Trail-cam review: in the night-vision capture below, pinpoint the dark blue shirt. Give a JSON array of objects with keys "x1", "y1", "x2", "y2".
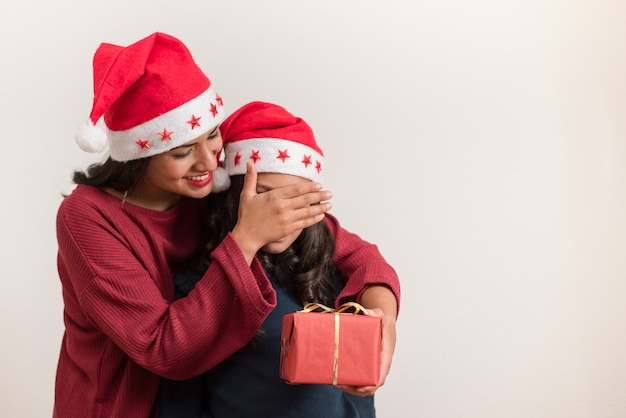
[{"x1": 159, "y1": 270, "x2": 375, "y2": 418}]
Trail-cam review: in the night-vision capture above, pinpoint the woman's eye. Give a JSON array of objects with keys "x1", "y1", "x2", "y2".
[{"x1": 172, "y1": 150, "x2": 191, "y2": 159}]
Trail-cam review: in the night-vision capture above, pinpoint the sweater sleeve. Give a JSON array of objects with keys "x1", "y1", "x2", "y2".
[
  {"x1": 57, "y1": 197, "x2": 276, "y2": 380},
  {"x1": 325, "y1": 213, "x2": 401, "y2": 315}
]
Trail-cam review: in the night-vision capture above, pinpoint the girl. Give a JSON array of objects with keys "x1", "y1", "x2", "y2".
[{"x1": 159, "y1": 101, "x2": 399, "y2": 417}]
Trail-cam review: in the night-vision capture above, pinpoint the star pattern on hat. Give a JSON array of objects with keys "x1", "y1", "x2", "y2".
[
  {"x1": 210, "y1": 103, "x2": 218, "y2": 117},
  {"x1": 159, "y1": 128, "x2": 173, "y2": 141},
  {"x1": 234, "y1": 152, "x2": 242, "y2": 166},
  {"x1": 250, "y1": 150, "x2": 261, "y2": 163},
  {"x1": 315, "y1": 161, "x2": 322, "y2": 173},
  {"x1": 215, "y1": 94, "x2": 223, "y2": 107},
  {"x1": 187, "y1": 115, "x2": 202, "y2": 129},
  {"x1": 136, "y1": 138, "x2": 150, "y2": 149},
  {"x1": 277, "y1": 149, "x2": 290, "y2": 162},
  {"x1": 302, "y1": 155, "x2": 312, "y2": 168}
]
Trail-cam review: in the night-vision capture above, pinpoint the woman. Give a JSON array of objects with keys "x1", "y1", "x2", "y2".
[{"x1": 54, "y1": 33, "x2": 399, "y2": 418}]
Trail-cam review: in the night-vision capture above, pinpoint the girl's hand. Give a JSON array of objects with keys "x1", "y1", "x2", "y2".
[{"x1": 339, "y1": 286, "x2": 398, "y2": 397}]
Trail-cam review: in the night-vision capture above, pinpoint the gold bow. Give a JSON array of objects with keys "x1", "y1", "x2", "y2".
[{"x1": 300, "y1": 301, "x2": 370, "y2": 315}]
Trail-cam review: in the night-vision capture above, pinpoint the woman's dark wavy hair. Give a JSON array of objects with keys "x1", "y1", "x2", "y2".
[
  {"x1": 72, "y1": 156, "x2": 151, "y2": 191},
  {"x1": 195, "y1": 174, "x2": 338, "y2": 307}
]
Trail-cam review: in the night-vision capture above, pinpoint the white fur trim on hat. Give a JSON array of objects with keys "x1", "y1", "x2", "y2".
[
  {"x1": 107, "y1": 86, "x2": 225, "y2": 162},
  {"x1": 224, "y1": 137, "x2": 323, "y2": 183}
]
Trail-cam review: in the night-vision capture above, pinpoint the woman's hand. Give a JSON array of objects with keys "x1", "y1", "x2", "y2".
[{"x1": 231, "y1": 162, "x2": 332, "y2": 264}]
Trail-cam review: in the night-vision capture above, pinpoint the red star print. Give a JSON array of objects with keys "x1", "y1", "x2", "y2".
[
  {"x1": 234, "y1": 152, "x2": 242, "y2": 166},
  {"x1": 277, "y1": 149, "x2": 290, "y2": 162},
  {"x1": 301, "y1": 154, "x2": 312, "y2": 168},
  {"x1": 315, "y1": 161, "x2": 322, "y2": 173},
  {"x1": 209, "y1": 103, "x2": 218, "y2": 117},
  {"x1": 136, "y1": 138, "x2": 150, "y2": 149},
  {"x1": 158, "y1": 128, "x2": 173, "y2": 141},
  {"x1": 250, "y1": 150, "x2": 261, "y2": 163},
  {"x1": 187, "y1": 115, "x2": 201, "y2": 129},
  {"x1": 215, "y1": 94, "x2": 223, "y2": 107}
]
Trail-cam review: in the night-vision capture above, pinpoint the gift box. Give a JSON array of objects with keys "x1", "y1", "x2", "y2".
[{"x1": 280, "y1": 302, "x2": 382, "y2": 386}]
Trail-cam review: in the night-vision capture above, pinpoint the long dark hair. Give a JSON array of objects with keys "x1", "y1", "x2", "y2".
[
  {"x1": 195, "y1": 174, "x2": 338, "y2": 307},
  {"x1": 72, "y1": 156, "x2": 151, "y2": 191}
]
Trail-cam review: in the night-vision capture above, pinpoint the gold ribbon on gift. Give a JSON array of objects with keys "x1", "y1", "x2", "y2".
[
  {"x1": 299, "y1": 302, "x2": 370, "y2": 385},
  {"x1": 300, "y1": 302, "x2": 370, "y2": 315}
]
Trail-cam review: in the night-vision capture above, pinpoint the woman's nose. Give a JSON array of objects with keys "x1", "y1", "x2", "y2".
[{"x1": 196, "y1": 142, "x2": 219, "y2": 171}]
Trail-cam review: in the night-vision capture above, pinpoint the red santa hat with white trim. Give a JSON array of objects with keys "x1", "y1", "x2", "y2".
[
  {"x1": 75, "y1": 32, "x2": 225, "y2": 162},
  {"x1": 213, "y1": 101, "x2": 324, "y2": 192}
]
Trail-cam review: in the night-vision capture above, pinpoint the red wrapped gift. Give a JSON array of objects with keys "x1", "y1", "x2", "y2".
[{"x1": 280, "y1": 302, "x2": 382, "y2": 386}]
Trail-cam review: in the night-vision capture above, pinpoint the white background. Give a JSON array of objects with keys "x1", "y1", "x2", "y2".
[{"x1": 1, "y1": 1, "x2": 625, "y2": 417}]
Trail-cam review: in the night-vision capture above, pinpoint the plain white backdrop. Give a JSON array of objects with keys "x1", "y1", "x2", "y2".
[{"x1": 1, "y1": 0, "x2": 625, "y2": 417}]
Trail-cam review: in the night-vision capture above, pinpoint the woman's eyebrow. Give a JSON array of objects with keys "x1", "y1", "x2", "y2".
[{"x1": 171, "y1": 143, "x2": 192, "y2": 150}]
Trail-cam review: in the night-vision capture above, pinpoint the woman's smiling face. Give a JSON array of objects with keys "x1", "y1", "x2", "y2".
[{"x1": 131, "y1": 127, "x2": 223, "y2": 210}]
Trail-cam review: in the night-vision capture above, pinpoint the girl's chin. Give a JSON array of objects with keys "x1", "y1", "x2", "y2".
[{"x1": 262, "y1": 243, "x2": 290, "y2": 254}]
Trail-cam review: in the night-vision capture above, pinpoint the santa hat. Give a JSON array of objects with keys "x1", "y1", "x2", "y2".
[
  {"x1": 75, "y1": 32, "x2": 225, "y2": 162},
  {"x1": 213, "y1": 101, "x2": 324, "y2": 191}
]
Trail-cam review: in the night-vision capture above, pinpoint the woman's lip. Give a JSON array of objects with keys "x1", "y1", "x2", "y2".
[{"x1": 184, "y1": 172, "x2": 212, "y2": 187}]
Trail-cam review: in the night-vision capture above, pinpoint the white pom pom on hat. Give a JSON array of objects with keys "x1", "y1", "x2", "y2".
[
  {"x1": 75, "y1": 119, "x2": 108, "y2": 153},
  {"x1": 211, "y1": 166, "x2": 231, "y2": 193}
]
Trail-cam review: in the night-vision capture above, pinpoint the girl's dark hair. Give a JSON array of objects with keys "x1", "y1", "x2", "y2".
[
  {"x1": 195, "y1": 174, "x2": 338, "y2": 307},
  {"x1": 72, "y1": 156, "x2": 151, "y2": 191}
]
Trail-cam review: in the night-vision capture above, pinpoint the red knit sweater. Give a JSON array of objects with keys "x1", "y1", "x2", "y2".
[{"x1": 53, "y1": 185, "x2": 399, "y2": 418}]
